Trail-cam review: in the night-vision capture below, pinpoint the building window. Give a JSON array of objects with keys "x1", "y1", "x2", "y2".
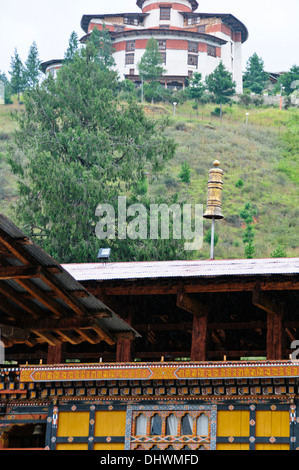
[
  {"x1": 197, "y1": 25, "x2": 206, "y2": 33},
  {"x1": 160, "y1": 52, "x2": 167, "y2": 64},
  {"x1": 124, "y1": 16, "x2": 139, "y2": 26},
  {"x1": 207, "y1": 45, "x2": 216, "y2": 57},
  {"x1": 125, "y1": 53, "x2": 135, "y2": 65},
  {"x1": 188, "y1": 54, "x2": 198, "y2": 67},
  {"x1": 126, "y1": 405, "x2": 217, "y2": 451},
  {"x1": 126, "y1": 41, "x2": 135, "y2": 52},
  {"x1": 187, "y1": 16, "x2": 200, "y2": 26},
  {"x1": 115, "y1": 25, "x2": 125, "y2": 32},
  {"x1": 160, "y1": 7, "x2": 171, "y2": 20},
  {"x1": 158, "y1": 40, "x2": 166, "y2": 50},
  {"x1": 188, "y1": 41, "x2": 198, "y2": 53}
]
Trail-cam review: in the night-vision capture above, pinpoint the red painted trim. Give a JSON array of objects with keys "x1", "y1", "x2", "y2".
[{"x1": 143, "y1": 2, "x2": 192, "y2": 13}]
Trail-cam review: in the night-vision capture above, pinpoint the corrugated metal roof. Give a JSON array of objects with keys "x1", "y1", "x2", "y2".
[
  {"x1": 0, "y1": 213, "x2": 139, "y2": 346},
  {"x1": 63, "y1": 258, "x2": 299, "y2": 282}
]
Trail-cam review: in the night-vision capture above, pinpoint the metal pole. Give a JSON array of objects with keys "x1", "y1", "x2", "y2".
[{"x1": 210, "y1": 218, "x2": 215, "y2": 260}]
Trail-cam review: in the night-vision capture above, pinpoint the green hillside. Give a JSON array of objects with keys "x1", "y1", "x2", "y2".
[{"x1": 0, "y1": 99, "x2": 298, "y2": 260}]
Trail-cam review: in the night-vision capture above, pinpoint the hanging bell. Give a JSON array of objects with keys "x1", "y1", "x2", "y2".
[
  {"x1": 203, "y1": 160, "x2": 224, "y2": 220},
  {"x1": 32, "y1": 424, "x2": 43, "y2": 435}
]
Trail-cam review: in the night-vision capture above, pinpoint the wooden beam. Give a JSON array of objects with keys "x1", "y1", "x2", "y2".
[
  {"x1": 91, "y1": 324, "x2": 116, "y2": 346},
  {"x1": 20, "y1": 316, "x2": 100, "y2": 331},
  {"x1": 57, "y1": 330, "x2": 82, "y2": 345},
  {"x1": 31, "y1": 330, "x2": 62, "y2": 346},
  {"x1": 176, "y1": 291, "x2": 206, "y2": 316},
  {"x1": 116, "y1": 338, "x2": 132, "y2": 362},
  {"x1": 0, "y1": 265, "x2": 43, "y2": 280},
  {"x1": 47, "y1": 344, "x2": 63, "y2": 364},
  {"x1": 87, "y1": 278, "x2": 299, "y2": 296},
  {"x1": 0, "y1": 226, "x2": 62, "y2": 271},
  {"x1": 252, "y1": 289, "x2": 283, "y2": 315},
  {"x1": 16, "y1": 278, "x2": 69, "y2": 318},
  {"x1": 191, "y1": 307, "x2": 208, "y2": 361},
  {"x1": 74, "y1": 328, "x2": 101, "y2": 345},
  {"x1": 40, "y1": 270, "x2": 110, "y2": 318},
  {"x1": 252, "y1": 289, "x2": 284, "y2": 360},
  {"x1": 0, "y1": 282, "x2": 44, "y2": 319}
]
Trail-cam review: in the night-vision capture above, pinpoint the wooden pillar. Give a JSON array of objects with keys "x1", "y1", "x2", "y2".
[
  {"x1": 177, "y1": 291, "x2": 208, "y2": 362},
  {"x1": 191, "y1": 309, "x2": 208, "y2": 362},
  {"x1": 252, "y1": 289, "x2": 284, "y2": 360},
  {"x1": 267, "y1": 311, "x2": 283, "y2": 360},
  {"x1": 116, "y1": 338, "x2": 132, "y2": 363},
  {"x1": 47, "y1": 344, "x2": 63, "y2": 364}
]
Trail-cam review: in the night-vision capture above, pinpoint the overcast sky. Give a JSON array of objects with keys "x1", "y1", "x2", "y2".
[{"x1": 0, "y1": 0, "x2": 298, "y2": 76}]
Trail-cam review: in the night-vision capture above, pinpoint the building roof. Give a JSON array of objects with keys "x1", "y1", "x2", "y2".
[
  {"x1": 136, "y1": 0, "x2": 199, "y2": 11},
  {"x1": 80, "y1": 28, "x2": 227, "y2": 47},
  {"x1": 81, "y1": 13, "x2": 147, "y2": 34},
  {"x1": 39, "y1": 59, "x2": 64, "y2": 74},
  {"x1": 63, "y1": 258, "x2": 299, "y2": 282},
  {"x1": 0, "y1": 213, "x2": 139, "y2": 348}
]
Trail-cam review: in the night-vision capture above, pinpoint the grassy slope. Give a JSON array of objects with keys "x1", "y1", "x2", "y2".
[
  {"x1": 0, "y1": 100, "x2": 298, "y2": 260},
  {"x1": 146, "y1": 102, "x2": 299, "y2": 260}
]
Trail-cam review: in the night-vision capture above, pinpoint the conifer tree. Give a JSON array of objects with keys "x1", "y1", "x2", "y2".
[
  {"x1": 7, "y1": 33, "x2": 178, "y2": 263},
  {"x1": 9, "y1": 49, "x2": 26, "y2": 102},
  {"x1": 64, "y1": 31, "x2": 79, "y2": 63},
  {"x1": 25, "y1": 41, "x2": 41, "y2": 88},
  {"x1": 138, "y1": 38, "x2": 165, "y2": 83},
  {"x1": 243, "y1": 53, "x2": 269, "y2": 94},
  {"x1": 205, "y1": 62, "x2": 236, "y2": 117}
]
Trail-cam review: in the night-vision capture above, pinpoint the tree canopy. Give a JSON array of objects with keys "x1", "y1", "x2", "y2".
[
  {"x1": 137, "y1": 38, "x2": 165, "y2": 82},
  {"x1": 243, "y1": 53, "x2": 269, "y2": 94},
  {"x1": 205, "y1": 62, "x2": 236, "y2": 116},
  {"x1": 7, "y1": 29, "x2": 181, "y2": 263}
]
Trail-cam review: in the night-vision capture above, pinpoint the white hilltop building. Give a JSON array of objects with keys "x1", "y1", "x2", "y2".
[{"x1": 41, "y1": 0, "x2": 248, "y2": 93}]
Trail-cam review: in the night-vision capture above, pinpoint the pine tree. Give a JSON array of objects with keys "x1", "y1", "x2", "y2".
[
  {"x1": 188, "y1": 72, "x2": 205, "y2": 102},
  {"x1": 243, "y1": 53, "x2": 269, "y2": 94},
  {"x1": 240, "y1": 203, "x2": 257, "y2": 259},
  {"x1": 138, "y1": 38, "x2": 165, "y2": 82},
  {"x1": 205, "y1": 62, "x2": 236, "y2": 117},
  {"x1": 7, "y1": 37, "x2": 178, "y2": 263},
  {"x1": 179, "y1": 162, "x2": 191, "y2": 197},
  {"x1": 25, "y1": 41, "x2": 41, "y2": 88},
  {"x1": 86, "y1": 25, "x2": 116, "y2": 69},
  {"x1": 64, "y1": 31, "x2": 79, "y2": 63},
  {"x1": 9, "y1": 49, "x2": 25, "y2": 103}
]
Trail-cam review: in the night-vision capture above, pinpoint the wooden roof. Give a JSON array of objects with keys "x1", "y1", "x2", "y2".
[{"x1": 0, "y1": 213, "x2": 139, "y2": 348}]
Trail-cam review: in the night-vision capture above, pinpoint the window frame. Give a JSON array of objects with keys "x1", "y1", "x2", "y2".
[
  {"x1": 125, "y1": 53, "x2": 135, "y2": 65},
  {"x1": 125, "y1": 404, "x2": 217, "y2": 451},
  {"x1": 188, "y1": 54, "x2": 198, "y2": 67},
  {"x1": 160, "y1": 7, "x2": 171, "y2": 21}
]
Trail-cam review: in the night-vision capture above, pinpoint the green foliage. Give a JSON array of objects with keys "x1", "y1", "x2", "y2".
[
  {"x1": 138, "y1": 38, "x2": 166, "y2": 83},
  {"x1": 240, "y1": 203, "x2": 257, "y2": 259},
  {"x1": 235, "y1": 179, "x2": 244, "y2": 189},
  {"x1": 7, "y1": 38, "x2": 177, "y2": 263},
  {"x1": 276, "y1": 65, "x2": 299, "y2": 96},
  {"x1": 204, "y1": 228, "x2": 219, "y2": 246},
  {"x1": 9, "y1": 49, "x2": 26, "y2": 102},
  {"x1": 205, "y1": 62, "x2": 236, "y2": 117},
  {"x1": 271, "y1": 245, "x2": 287, "y2": 258},
  {"x1": 64, "y1": 31, "x2": 79, "y2": 63},
  {"x1": 243, "y1": 53, "x2": 269, "y2": 94},
  {"x1": 86, "y1": 25, "x2": 116, "y2": 69},
  {"x1": 187, "y1": 72, "x2": 205, "y2": 102},
  {"x1": 278, "y1": 114, "x2": 299, "y2": 184},
  {"x1": 24, "y1": 41, "x2": 41, "y2": 89},
  {"x1": 179, "y1": 161, "x2": 191, "y2": 185}
]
